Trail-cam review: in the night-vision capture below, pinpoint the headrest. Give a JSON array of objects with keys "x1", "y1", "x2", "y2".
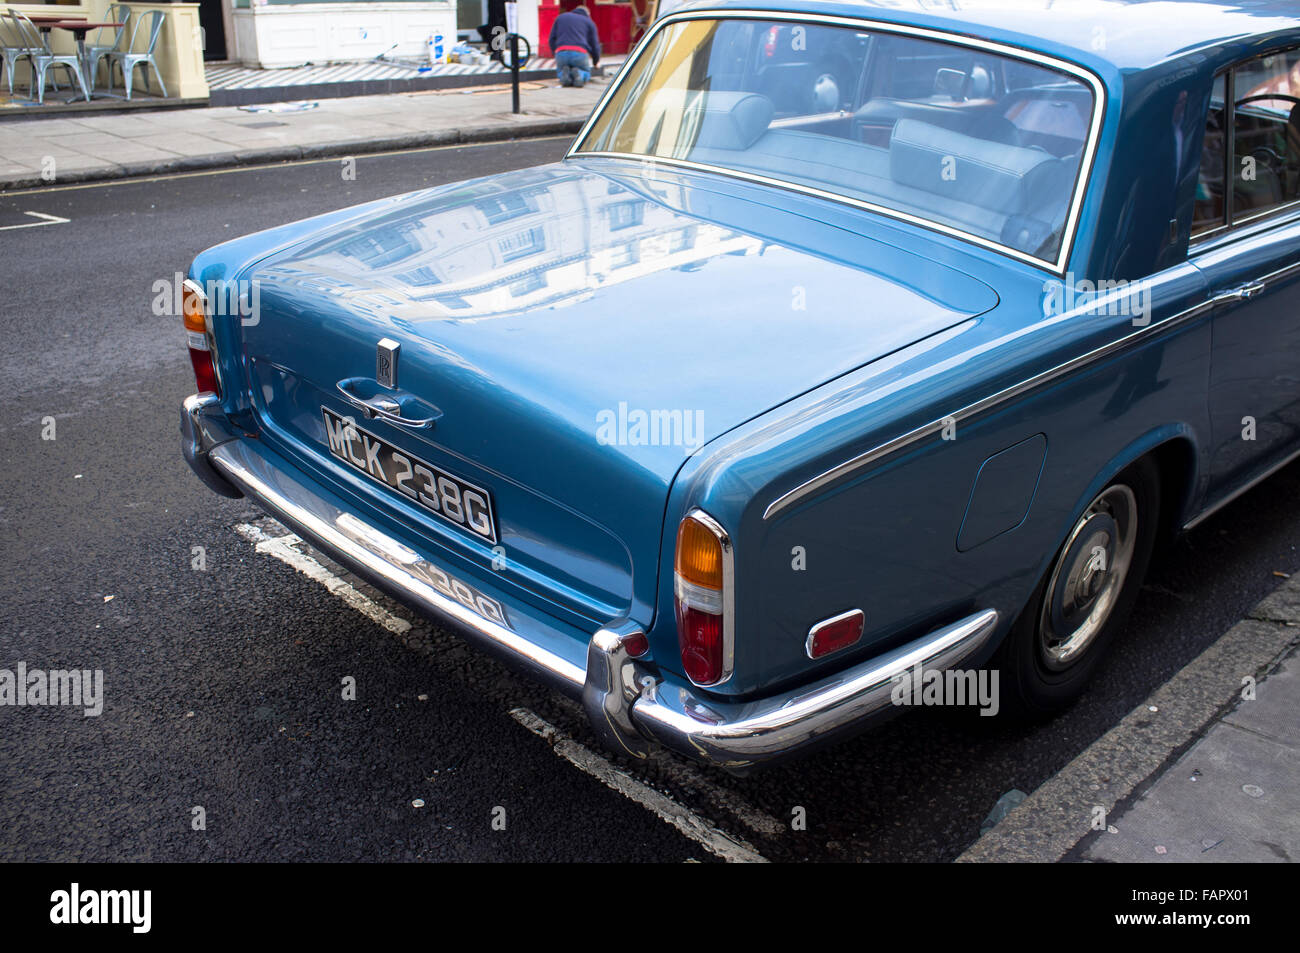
[
  {"x1": 683, "y1": 91, "x2": 774, "y2": 151},
  {"x1": 890, "y1": 118, "x2": 1064, "y2": 214}
]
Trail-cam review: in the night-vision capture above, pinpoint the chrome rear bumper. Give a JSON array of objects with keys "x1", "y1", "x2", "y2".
[{"x1": 183, "y1": 394, "x2": 1000, "y2": 772}]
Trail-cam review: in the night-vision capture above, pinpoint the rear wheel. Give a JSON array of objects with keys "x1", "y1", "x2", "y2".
[{"x1": 996, "y1": 457, "x2": 1160, "y2": 715}]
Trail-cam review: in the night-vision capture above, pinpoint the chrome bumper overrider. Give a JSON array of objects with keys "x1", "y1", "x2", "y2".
[{"x1": 182, "y1": 395, "x2": 1000, "y2": 772}]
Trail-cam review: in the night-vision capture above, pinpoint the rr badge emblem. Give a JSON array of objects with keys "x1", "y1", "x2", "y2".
[{"x1": 376, "y1": 338, "x2": 400, "y2": 388}]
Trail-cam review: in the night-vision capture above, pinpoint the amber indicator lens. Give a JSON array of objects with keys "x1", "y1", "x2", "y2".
[
  {"x1": 675, "y1": 516, "x2": 723, "y2": 590},
  {"x1": 181, "y1": 281, "x2": 207, "y2": 334}
]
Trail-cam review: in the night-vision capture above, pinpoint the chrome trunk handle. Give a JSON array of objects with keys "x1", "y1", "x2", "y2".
[{"x1": 336, "y1": 379, "x2": 438, "y2": 429}]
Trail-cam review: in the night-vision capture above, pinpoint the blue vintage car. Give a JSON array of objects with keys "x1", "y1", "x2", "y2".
[{"x1": 181, "y1": 0, "x2": 1300, "y2": 772}]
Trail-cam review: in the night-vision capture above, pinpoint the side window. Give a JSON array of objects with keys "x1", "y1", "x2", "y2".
[
  {"x1": 1233, "y1": 49, "x2": 1300, "y2": 218},
  {"x1": 1193, "y1": 50, "x2": 1300, "y2": 237}
]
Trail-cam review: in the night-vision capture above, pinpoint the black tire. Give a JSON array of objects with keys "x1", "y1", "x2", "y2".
[{"x1": 994, "y1": 456, "x2": 1160, "y2": 716}]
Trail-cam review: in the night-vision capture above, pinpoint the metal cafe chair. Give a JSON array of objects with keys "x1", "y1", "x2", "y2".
[
  {"x1": 86, "y1": 4, "x2": 132, "y2": 89},
  {"x1": 105, "y1": 9, "x2": 167, "y2": 100},
  {"x1": 6, "y1": 12, "x2": 89, "y2": 104},
  {"x1": 0, "y1": 13, "x2": 45, "y2": 97}
]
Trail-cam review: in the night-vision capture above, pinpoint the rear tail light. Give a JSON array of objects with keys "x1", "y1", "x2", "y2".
[
  {"x1": 674, "y1": 510, "x2": 732, "y2": 686},
  {"x1": 182, "y1": 278, "x2": 219, "y2": 397}
]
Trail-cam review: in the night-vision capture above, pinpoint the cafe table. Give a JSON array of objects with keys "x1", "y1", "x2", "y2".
[{"x1": 31, "y1": 18, "x2": 125, "y2": 103}]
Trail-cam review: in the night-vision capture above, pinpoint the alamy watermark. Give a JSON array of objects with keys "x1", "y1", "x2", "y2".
[
  {"x1": 1043, "y1": 273, "x2": 1152, "y2": 327},
  {"x1": 152, "y1": 272, "x2": 262, "y2": 326},
  {"x1": 596, "y1": 402, "x2": 705, "y2": 450},
  {"x1": 0, "y1": 663, "x2": 103, "y2": 717},
  {"x1": 891, "y1": 661, "x2": 999, "y2": 716},
  {"x1": 50, "y1": 884, "x2": 150, "y2": 933}
]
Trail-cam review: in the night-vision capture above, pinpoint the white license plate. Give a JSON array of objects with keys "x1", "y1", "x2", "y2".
[{"x1": 322, "y1": 408, "x2": 499, "y2": 544}]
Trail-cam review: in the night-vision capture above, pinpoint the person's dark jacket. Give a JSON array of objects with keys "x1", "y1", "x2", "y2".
[
  {"x1": 478, "y1": 0, "x2": 507, "y2": 62},
  {"x1": 549, "y1": 8, "x2": 601, "y2": 65}
]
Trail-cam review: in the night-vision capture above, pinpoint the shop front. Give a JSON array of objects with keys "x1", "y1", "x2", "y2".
[
  {"x1": 537, "y1": 0, "x2": 652, "y2": 58},
  {"x1": 229, "y1": 0, "x2": 540, "y2": 69},
  {"x1": 0, "y1": 1, "x2": 208, "y2": 102}
]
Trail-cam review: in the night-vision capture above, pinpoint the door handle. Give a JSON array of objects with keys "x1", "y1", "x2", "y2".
[
  {"x1": 336, "y1": 379, "x2": 438, "y2": 429},
  {"x1": 1211, "y1": 280, "x2": 1267, "y2": 304}
]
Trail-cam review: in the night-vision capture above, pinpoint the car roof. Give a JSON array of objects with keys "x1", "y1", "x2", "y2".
[{"x1": 665, "y1": 0, "x2": 1299, "y2": 75}]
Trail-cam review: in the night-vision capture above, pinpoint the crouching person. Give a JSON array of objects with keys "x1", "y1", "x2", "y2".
[{"x1": 550, "y1": 6, "x2": 601, "y2": 88}]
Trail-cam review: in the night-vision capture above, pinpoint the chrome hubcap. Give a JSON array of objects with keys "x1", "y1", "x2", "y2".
[{"x1": 1038, "y1": 484, "x2": 1137, "y2": 671}]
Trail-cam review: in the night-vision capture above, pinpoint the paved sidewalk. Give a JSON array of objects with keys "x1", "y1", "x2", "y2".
[
  {"x1": 1080, "y1": 622, "x2": 1299, "y2": 862},
  {"x1": 0, "y1": 80, "x2": 605, "y2": 190},
  {"x1": 962, "y1": 572, "x2": 1300, "y2": 863}
]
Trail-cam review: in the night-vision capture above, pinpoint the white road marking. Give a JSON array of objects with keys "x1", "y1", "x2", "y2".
[
  {"x1": 509, "y1": 707, "x2": 770, "y2": 864},
  {"x1": 542, "y1": 695, "x2": 785, "y2": 838},
  {"x1": 234, "y1": 522, "x2": 411, "y2": 636},
  {"x1": 640, "y1": 749, "x2": 786, "y2": 837},
  {"x1": 0, "y1": 211, "x2": 70, "y2": 231},
  {"x1": 235, "y1": 520, "x2": 772, "y2": 860}
]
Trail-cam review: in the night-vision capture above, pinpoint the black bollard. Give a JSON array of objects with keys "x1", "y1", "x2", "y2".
[{"x1": 510, "y1": 33, "x2": 521, "y2": 114}]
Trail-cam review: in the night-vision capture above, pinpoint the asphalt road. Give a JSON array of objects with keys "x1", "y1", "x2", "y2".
[{"x1": 2, "y1": 137, "x2": 1298, "y2": 863}]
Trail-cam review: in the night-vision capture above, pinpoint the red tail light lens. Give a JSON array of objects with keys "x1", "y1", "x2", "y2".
[
  {"x1": 675, "y1": 601, "x2": 724, "y2": 684},
  {"x1": 188, "y1": 346, "x2": 220, "y2": 396},
  {"x1": 806, "y1": 609, "x2": 865, "y2": 660},
  {"x1": 182, "y1": 279, "x2": 219, "y2": 397},
  {"x1": 673, "y1": 511, "x2": 731, "y2": 686}
]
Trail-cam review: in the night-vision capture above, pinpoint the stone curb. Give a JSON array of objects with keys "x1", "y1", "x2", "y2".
[
  {"x1": 0, "y1": 116, "x2": 585, "y2": 191},
  {"x1": 957, "y1": 573, "x2": 1300, "y2": 863}
]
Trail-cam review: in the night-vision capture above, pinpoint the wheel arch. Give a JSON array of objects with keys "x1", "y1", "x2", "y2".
[{"x1": 1059, "y1": 425, "x2": 1201, "y2": 552}]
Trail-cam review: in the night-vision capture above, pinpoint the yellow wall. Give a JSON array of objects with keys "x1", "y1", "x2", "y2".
[{"x1": 1, "y1": 1, "x2": 208, "y2": 99}]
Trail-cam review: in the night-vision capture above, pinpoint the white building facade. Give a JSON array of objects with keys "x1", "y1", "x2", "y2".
[{"x1": 223, "y1": 0, "x2": 538, "y2": 70}]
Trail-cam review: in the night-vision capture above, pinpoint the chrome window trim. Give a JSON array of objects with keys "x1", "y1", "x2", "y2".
[
  {"x1": 682, "y1": 506, "x2": 736, "y2": 687},
  {"x1": 567, "y1": 8, "x2": 1108, "y2": 276},
  {"x1": 762, "y1": 294, "x2": 1219, "y2": 521},
  {"x1": 1190, "y1": 198, "x2": 1300, "y2": 253}
]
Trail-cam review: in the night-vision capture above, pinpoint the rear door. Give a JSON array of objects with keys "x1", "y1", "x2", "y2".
[{"x1": 1188, "y1": 51, "x2": 1300, "y2": 499}]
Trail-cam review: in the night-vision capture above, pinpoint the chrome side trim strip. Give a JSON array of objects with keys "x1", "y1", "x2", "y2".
[
  {"x1": 763, "y1": 298, "x2": 1217, "y2": 520},
  {"x1": 631, "y1": 608, "x2": 999, "y2": 771},
  {"x1": 567, "y1": 8, "x2": 1108, "y2": 276},
  {"x1": 1183, "y1": 445, "x2": 1300, "y2": 531},
  {"x1": 1265, "y1": 258, "x2": 1300, "y2": 285}
]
